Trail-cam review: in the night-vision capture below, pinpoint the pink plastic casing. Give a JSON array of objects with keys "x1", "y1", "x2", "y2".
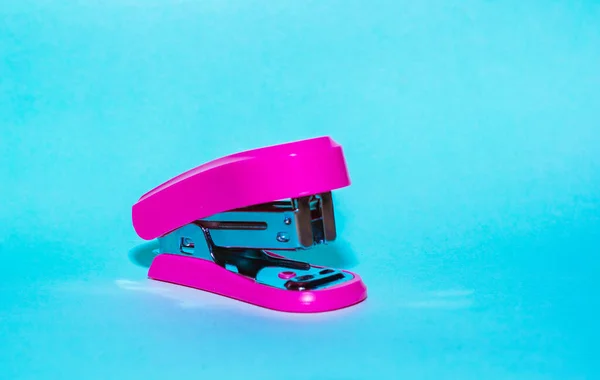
[
  {"x1": 132, "y1": 136, "x2": 367, "y2": 313},
  {"x1": 132, "y1": 136, "x2": 351, "y2": 240},
  {"x1": 148, "y1": 253, "x2": 367, "y2": 313}
]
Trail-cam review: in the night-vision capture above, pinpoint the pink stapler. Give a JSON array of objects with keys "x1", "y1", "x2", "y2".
[{"x1": 131, "y1": 136, "x2": 367, "y2": 313}]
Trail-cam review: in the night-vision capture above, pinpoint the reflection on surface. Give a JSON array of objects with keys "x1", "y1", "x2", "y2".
[
  {"x1": 128, "y1": 239, "x2": 160, "y2": 268},
  {"x1": 115, "y1": 278, "x2": 363, "y2": 321}
]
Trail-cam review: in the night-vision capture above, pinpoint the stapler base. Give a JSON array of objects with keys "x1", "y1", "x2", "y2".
[{"x1": 148, "y1": 253, "x2": 367, "y2": 313}]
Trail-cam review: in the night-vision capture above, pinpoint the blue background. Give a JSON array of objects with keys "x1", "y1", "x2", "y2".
[{"x1": 1, "y1": 1, "x2": 599, "y2": 379}]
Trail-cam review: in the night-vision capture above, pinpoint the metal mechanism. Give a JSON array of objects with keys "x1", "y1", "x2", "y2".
[
  {"x1": 199, "y1": 192, "x2": 337, "y2": 250},
  {"x1": 156, "y1": 191, "x2": 351, "y2": 290}
]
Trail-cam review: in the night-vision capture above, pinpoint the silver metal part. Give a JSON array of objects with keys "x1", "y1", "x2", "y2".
[
  {"x1": 156, "y1": 192, "x2": 342, "y2": 286},
  {"x1": 294, "y1": 196, "x2": 314, "y2": 248},
  {"x1": 319, "y1": 191, "x2": 337, "y2": 242},
  {"x1": 276, "y1": 232, "x2": 290, "y2": 242},
  {"x1": 255, "y1": 266, "x2": 353, "y2": 291},
  {"x1": 158, "y1": 193, "x2": 352, "y2": 291},
  {"x1": 199, "y1": 209, "x2": 298, "y2": 250},
  {"x1": 158, "y1": 223, "x2": 213, "y2": 260},
  {"x1": 194, "y1": 192, "x2": 337, "y2": 251}
]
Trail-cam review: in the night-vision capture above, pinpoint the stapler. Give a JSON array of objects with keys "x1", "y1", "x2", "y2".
[{"x1": 131, "y1": 136, "x2": 367, "y2": 313}]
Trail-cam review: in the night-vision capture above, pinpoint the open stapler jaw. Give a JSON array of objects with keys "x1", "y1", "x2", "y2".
[{"x1": 132, "y1": 136, "x2": 367, "y2": 313}]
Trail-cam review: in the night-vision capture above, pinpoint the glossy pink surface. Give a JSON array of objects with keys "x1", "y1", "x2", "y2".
[
  {"x1": 148, "y1": 254, "x2": 368, "y2": 313},
  {"x1": 278, "y1": 271, "x2": 296, "y2": 279},
  {"x1": 132, "y1": 136, "x2": 351, "y2": 240}
]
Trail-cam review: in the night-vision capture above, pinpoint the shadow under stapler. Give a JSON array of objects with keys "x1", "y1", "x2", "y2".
[
  {"x1": 128, "y1": 239, "x2": 160, "y2": 268},
  {"x1": 128, "y1": 239, "x2": 358, "y2": 270}
]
